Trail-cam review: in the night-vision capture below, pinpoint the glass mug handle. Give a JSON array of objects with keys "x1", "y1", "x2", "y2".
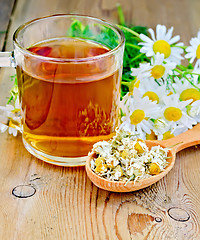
[
  {"x1": 0, "y1": 51, "x2": 21, "y2": 135},
  {"x1": 0, "y1": 51, "x2": 16, "y2": 67}
]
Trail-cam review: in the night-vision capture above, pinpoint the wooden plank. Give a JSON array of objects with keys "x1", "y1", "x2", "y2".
[
  {"x1": 0, "y1": 0, "x2": 15, "y2": 50},
  {"x1": 0, "y1": 0, "x2": 200, "y2": 239}
]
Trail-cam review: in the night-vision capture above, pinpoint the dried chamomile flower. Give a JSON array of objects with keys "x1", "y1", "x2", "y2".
[{"x1": 90, "y1": 129, "x2": 169, "y2": 183}]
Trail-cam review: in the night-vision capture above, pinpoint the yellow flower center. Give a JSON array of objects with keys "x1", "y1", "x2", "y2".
[
  {"x1": 196, "y1": 44, "x2": 200, "y2": 59},
  {"x1": 146, "y1": 130, "x2": 157, "y2": 140},
  {"x1": 164, "y1": 107, "x2": 182, "y2": 121},
  {"x1": 151, "y1": 65, "x2": 165, "y2": 79},
  {"x1": 153, "y1": 40, "x2": 171, "y2": 58},
  {"x1": 143, "y1": 91, "x2": 159, "y2": 103},
  {"x1": 162, "y1": 131, "x2": 174, "y2": 140},
  {"x1": 167, "y1": 91, "x2": 173, "y2": 96},
  {"x1": 180, "y1": 88, "x2": 200, "y2": 103},
  {"x1": 9, "y1": 119, "x2": 20, "y2": 128},
  {"x1": 149, "y1": 163, "x2": 161, "y2": 175},
  {"x1": 130, "y1": 109, "x2": 145, "y2": 125},
  {"x1": 129, "y1": 78, "x2": 140, "y2": 92},
  {"x1": 134, "y1": 142, "x2": 145, "y2": 154}
]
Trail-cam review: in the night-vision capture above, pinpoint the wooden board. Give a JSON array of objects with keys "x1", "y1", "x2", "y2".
[
  {"x1": 0, "y1": 0, "x2": 200, "y2": 239},
  {"x1": 0, "y1": 0, "x2": 15, "y2": 50}
]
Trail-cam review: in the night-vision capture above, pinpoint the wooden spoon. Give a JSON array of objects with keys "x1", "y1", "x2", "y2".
[{"x1": 85, "y1": 123, "x2": 200, "y2": 192}]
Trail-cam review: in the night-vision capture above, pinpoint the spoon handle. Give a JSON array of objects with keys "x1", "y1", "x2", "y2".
[{"x1": 154, "y1": 123, "x2": 200, "y2": 154}]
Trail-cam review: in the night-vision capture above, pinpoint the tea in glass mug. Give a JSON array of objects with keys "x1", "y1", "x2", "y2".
[{"x1": 0, "y1": 14, "x2": 125, "y2": 166}]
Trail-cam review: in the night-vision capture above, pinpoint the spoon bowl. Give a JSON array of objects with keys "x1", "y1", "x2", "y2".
[{"x1": 85, "y1": 123, "x2": 200, "y2": 192}]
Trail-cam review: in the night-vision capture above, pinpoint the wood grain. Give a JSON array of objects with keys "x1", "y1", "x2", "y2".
[
  {"x1": 0, "y1": 0, "x2": 15, "y2": 50},
  {"x1": 0, "y1": 0, "x2": 200, "y2": 239}
]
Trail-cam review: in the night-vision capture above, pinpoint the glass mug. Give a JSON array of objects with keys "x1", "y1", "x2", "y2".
[{"x1": 0, "y1": 14, "x2": 125, "y2": 166}]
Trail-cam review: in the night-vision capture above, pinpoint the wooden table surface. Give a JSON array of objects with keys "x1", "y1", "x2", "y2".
[{"x1": 0, "y1": 0, "x2": 200, "y2": 239}]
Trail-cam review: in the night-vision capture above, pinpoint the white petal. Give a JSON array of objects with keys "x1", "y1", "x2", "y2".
[
  {"x1": 194, "y1": 59, "x2": 200, "y2": 69},
  {"x1": 168, "y1": 35, "x2": 180, "y2": 44},
  {"x1": 148, "y1": 28, "x2": 156, "y2": 41},
  {"x1": 185, "y1": 52, "x2": 194, "y2": 59},
  {"x1": 139, "y1": 34, "x2": 153, "y2": 43},
  {"x1": 185, "y1": 46, "x2": 194, "y2": 53},
  {"x1": 165, "y1": 27, "x2": 174, "y2": 41},
  {"x1": 0, "y1": 123, "x2": 8, "y2": 133},
  {"x1": 157, "y1": 25, "x2": 167, "y2": 40}
]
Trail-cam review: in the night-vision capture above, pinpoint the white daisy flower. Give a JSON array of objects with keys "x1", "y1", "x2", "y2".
[
  {"x1": 131, "y1": 53, "x2": 176, "y2": 83},
  {"x1": 139, "y1": 77, "x2": 169, "y2": 104},
  {"x1": 171, "y1": 77, "x2": 200, "y2": 103},
  {"x1": 0, "y1": 103, "x2": 21, "y2": 136},
  {"x1": 186, "y1": 100, "x2": 200, "y2": 122},
  {"x1": 139, "y1": 24, "x2": 184, "y2": 64},
  {"x1": 149, "y1": 53, "x2": 176, "y2": 80},
  {"x1": 185, "y1": 31, "x2": 200, "y2": 68},
  {"x1": 162, "y1": 94, "x2": 196, "y2": 130},
  {"x1": 153, "y1": 117, "x2": 170, "y2": 134},
  {"x1": 120, "y1": 92, "x2": 160, "y2": 139},
  {"x1": 131, "y1": 63, "x2": 151, "y2": 80}
]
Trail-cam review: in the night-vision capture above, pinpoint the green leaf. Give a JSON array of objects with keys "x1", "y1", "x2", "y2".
[
  {"x1": 66, "y1": 10, "x2": 150, "y2": 97},
  {"x1": 67, "y1": 20, "x2": 84, "y2": 37}
]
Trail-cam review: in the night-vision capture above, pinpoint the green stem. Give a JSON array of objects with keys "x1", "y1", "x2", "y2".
[
  {"x1": 179, "y1": 68, "x2": 200, "y2": 76},
  {"x1": 130, "y1": 36, "x2": 142, "y2": 42},
  {"x1": 190, "y1": 72, "x2": 200, "y2": 76},
  {"x1": 125, "y1": 42, "x2": 141, "y2": 50},
  {"x1": 130, "y1": 52, "x2": 145, "y2": 63},
  {"x1": 171, "y1": 44, "x2": 188, "y2": 50},
  {"x1": 7, "y1": 96, "x2": 13, "y2": 104},
  {"x1": 121, "y1": 81, "x2": 130, "y2": 87},
  {"x1": 117, "y1": 4, "x2": 125, "y2": 26},
  {"x1": 185, "y1": 76, "x2": 200, "y2": 90},
  {"x1": 176, "y1": 64, "x2": 187, "y2": 71},
  {"x1": 174, "y1": 68, "x2": 200, "y2": 90},
  {"x1": 155, "y1": 79, "x2": 161, "y2": 86},
  {"x1": 117, "y1": 24, "x2": 141, "y2": 38},
  {"x1": 174, "y1": 68, "x2": 183, "y2": 75},
  {"x1": 178, "y1": 67, "x2": 200, "y2": 76}
]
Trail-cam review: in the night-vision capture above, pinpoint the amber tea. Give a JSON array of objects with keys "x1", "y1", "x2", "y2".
[{"x1": 16, "y1": 37, "x2": 121, "y2": 161}]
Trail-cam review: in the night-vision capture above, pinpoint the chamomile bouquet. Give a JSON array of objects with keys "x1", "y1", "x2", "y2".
[{"x1": 118, "y1": 23, "x2": 200, "y2": 140}]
